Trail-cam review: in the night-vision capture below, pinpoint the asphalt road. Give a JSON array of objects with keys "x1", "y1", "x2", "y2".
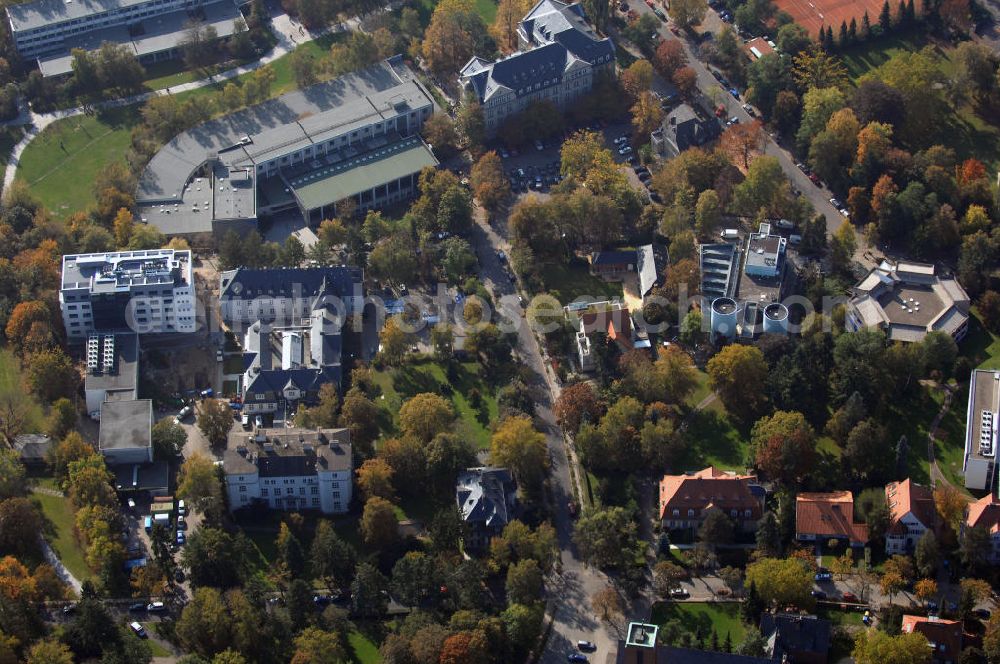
[
  {"x1": 619, "y1": 3, "x2": 850, "y2": 235},
  {"x1": 468, "y1": 210, "x2": 625, "y2": 663}
]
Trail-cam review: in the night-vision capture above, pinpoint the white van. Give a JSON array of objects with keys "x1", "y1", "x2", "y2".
[
  {"x1": 129, "y1": 622, "x2": 146, "y2": 638},
  {"x1": 720, "y1": 229, "x2": 739, "y2": 240},
  {"x1": 177, "y1": 500, "x2": 186, "y2": 516}
]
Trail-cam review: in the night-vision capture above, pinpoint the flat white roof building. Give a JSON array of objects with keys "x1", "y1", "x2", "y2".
[
  {"x1": 847, "y1": 260, "x2": 970, "y2": 343},
  {"x1": 965, "y1": 369, "x2": 999, "y2": 491},
  {"x1": 59, "y1": 249, "x2": 195, "y2": 341}
]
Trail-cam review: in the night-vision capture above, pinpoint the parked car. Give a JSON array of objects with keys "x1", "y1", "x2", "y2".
[
  {"x1": 129, "y1": 622, "x2": 147, "y2": 638},
  {"x1": 829, "y1": 197, "x2": 843, "y2": 208},
  {"x1": 841, "y1": 591, "x2": 858, "y2": 603},
  {"x1": 618, "y1": 146, "x2": 632, "y2": 155},
  {"x1": 177, "y1": 499, "x2": 187, "y2": 516},
  {"x1": 726, "y1": 116, "x2": 740, "y2": 126},
  {"x1": 147, "y1": 602, "x2": 166, "y2": 612},
  {"x1": 796, "y1": 162, "x2": 810, "y2": 174},
  {"x1": 177, "y1": 516, "x2": 187, "y2": 530},
  {"x1": 742, "y1": 103, "x2": 755, "y2": 116},
  {"x1": 62, "y1": 603, "x2": 77, "y2": 614},
  {"x1": 568, "y1": 655, "x2": 587, "y2": 663},
  {"x1": 653, "y1": 7, "x2": 666, "y2": 19},
  {"x1": 176, "y1": 532, "x2": 186, "y2": 545},
  {"x1": 174, "y1": 405, "x2": 192, "y2": 424},
  {"x1": 578, "y1": 641, "x2": 596, "y2": 651},
  {"x1": 811, "y1": 590, "x2": 827, "y2": 599},
  {"x1": 808, "y1": 173, "x2": 822, "y2": 186},
  {"x1": 814, "y1": 570, "x2": 832, "y2": 582},
  {"x1": 129, "y1": 602, "x2": 146, "y2": 612},
  {"x1": 729, "y1": 88, "x2": 740, "y2": 99},
  {"x1": 215, "y1": 349, "x2": 223, "y2": 362},
  {"x1": 670, "y1": 588, "x2": 690, "y2": 599}
]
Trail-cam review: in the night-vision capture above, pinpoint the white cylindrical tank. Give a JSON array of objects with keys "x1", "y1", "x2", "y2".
[
  {"x1": 711, "y1": 297, "x2": 739, "y2": 339},
  {"x1": 762, "y1": 302, "x2": 789, "y2": 335}
]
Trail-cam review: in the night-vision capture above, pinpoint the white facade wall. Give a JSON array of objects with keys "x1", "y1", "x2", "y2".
[
  {"x1": 885, "y1": 512, "x2": 927, "y2": 555},
  {"x1": 225, "y1": 468, "x2": 351, "y2": 514},
  {"x1": 12, "y1": 0, "x2": 199, "y2": 58}
]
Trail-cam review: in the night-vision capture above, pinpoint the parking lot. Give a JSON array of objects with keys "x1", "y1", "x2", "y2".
[{"x1": 492, "y1": 118, "x2": 638, "y2": 194}]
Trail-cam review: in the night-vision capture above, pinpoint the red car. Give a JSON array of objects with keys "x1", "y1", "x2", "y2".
[
  {"x1": 808, "y1": 172, "x2": 822, "y2": 186},
  {"x1": 842, "y1": 592, "x2": 859, "y2": 603}
]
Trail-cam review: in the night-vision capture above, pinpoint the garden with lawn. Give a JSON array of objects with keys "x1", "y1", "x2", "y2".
[
  {"x1": 371, "y1": 358, "x2": 499, "y2": 450},
  {"x1": 32, "y1": 478, "x2": 92, "y2": 586},
  {"x1": 651, "y1": 601, "x2": 747, "y2": 648}
]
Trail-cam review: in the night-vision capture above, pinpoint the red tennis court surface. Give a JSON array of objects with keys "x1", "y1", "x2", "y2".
[{"x1": 773, "y1": 0, "x2": 887, "y2": 36}]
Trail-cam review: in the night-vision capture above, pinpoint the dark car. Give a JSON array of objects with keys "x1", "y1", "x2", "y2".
[
  {"x1": 811, "y1": 590, "x2": 827, "y2": 599},
  {"x1": 128, "y1": 602, "x2": 147, "y2": 612},
  {"x1": 62, "y1": 603, "x2": 77, "y2": 615},
  {"x1": 814, "y1": 569, "x2": 832, "y2": 582},
  {"x1": 313, "y1": 595, "x2": 334, "y2": 607},
  {"x1": 173, "y1": 569, "x2": 186, "y2": 583},
  {"x1": 568, "y1": 655, "x2": 588, "y2": 663},
  {"x1": 841, "y1": 591, "x2": 859, "y2": 603}
]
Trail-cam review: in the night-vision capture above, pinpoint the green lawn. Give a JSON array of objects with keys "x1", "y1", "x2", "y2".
[
  {"x1": 960, "y1": 310, "x2": 1000, "y2": 370},
  {"x1": 839, "y1": 31, "x2": 928, "y2": 82},
  {"x1": 679, "y1": 400, "x2": 749, "y2": 472},
  {"x1": 372, "y1": 359, "x2": 499, "y2": 449},
  {"x1": 0, "y1": 350, "x2": 46, "y2": 432},
  {"x1": 931, "y1": 384, "x2": 968, "y2": 491},
  {"x1": 15, "y1": 106, "x2": 141, "y2": 217},
  {"x1": 686, "y1": 369, "x2": 712, "y2": 410},
  {"x1": 143, "y1": 632, "x2": 171, "y2": 657},
  {"x1": 839, "y1": 33, "x2": 1000, "y2": 171},
  {"x1": 32, "y1": 481, "x2": 92, "y2": 587},
  {"x1": 415, "y1": 0, "x2": 496, "y2": 25},
  {"x1": 16, "y1": 33, "x2": 345, "y2": 218},
  {"x1": 348, "y1": 629, "x2": 380, "y2": 664},
  {"x1": 651, "y1": 601, "x2": 746, "y2": 645},
  {"x1": 534, "y1": 260, "x2": 625, "y2": 303}
]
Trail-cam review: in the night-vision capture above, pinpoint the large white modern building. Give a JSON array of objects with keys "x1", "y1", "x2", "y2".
[
  {"x1": 59, "y1": 249, "x2": 196, "y2": 342},
  {"x1": 459, "y1": 0, "x2": 614, "y2": 135},
  {"x1": 965, "y1": 369, "x2": 999, "y2": 491},
  {"x1": 847, "y1": 260, "x2": 970, "y2": 343},
  {"x1": 6, "y1": 0, "x2": 244, "y2": 77},
  {"x1": 223, "y1": 427, "x2": 353, "y2": 514},
  {"x1": 136, "y1": 57, "x2": 437, "y2": 241}
]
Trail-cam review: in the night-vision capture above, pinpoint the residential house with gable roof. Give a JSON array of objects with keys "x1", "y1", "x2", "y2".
[
  {"x1": 459, "y1": 0, "x2": 615, "y2": 135},
  {"x1": 658, "y1": 466, "x2": 765, "y2": 533},
  {"x1": 796, "y1": 491, "x2": 868, "y2": 547},
  {"x1": 901, "y1": 615, "x2": 963, "y2": 664},
  {"x1": 885, "y1": 478, "x2": 936, "y2": 555},
  {"x1": 966, "y1": 491, "x2": 1000, "y2": 564}
]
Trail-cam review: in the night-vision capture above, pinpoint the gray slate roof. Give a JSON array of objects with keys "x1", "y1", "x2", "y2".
[{"x1": 456, "y1": 467, "x2": 517, "y2": 529}]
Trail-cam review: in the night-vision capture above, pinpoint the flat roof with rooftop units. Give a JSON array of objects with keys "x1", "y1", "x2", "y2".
[
  {"x1": 136, "y1": 57, "x2": 436, "y2": 238},
  {"x1": 965, "y1": 369, "x2": 1000, "y2": 491},
  {"x1": 848, "y1": 259, "x2": 970, "y2": 343}
]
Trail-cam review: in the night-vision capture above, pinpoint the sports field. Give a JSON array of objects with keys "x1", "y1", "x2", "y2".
[{"x1": 773, "y1": 0, "x2": 889, "y2": 36}]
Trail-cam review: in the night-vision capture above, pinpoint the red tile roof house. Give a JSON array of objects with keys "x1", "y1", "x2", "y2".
[
  {"x1": 902, "y1": 615, "x2": 963, "y2": 664},
  {"x1": 966, "y1": 492, "x2": 1000, "y2": 564},
  {"x1": 795, "y1": 492, "x2": 869, "y2": 548},
  {"x1": 659, "y1": 467, "x2": 765, "y2": 533},
  {"x1": 885, "y1": 479, "x2": 937, "y2": 556}
]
